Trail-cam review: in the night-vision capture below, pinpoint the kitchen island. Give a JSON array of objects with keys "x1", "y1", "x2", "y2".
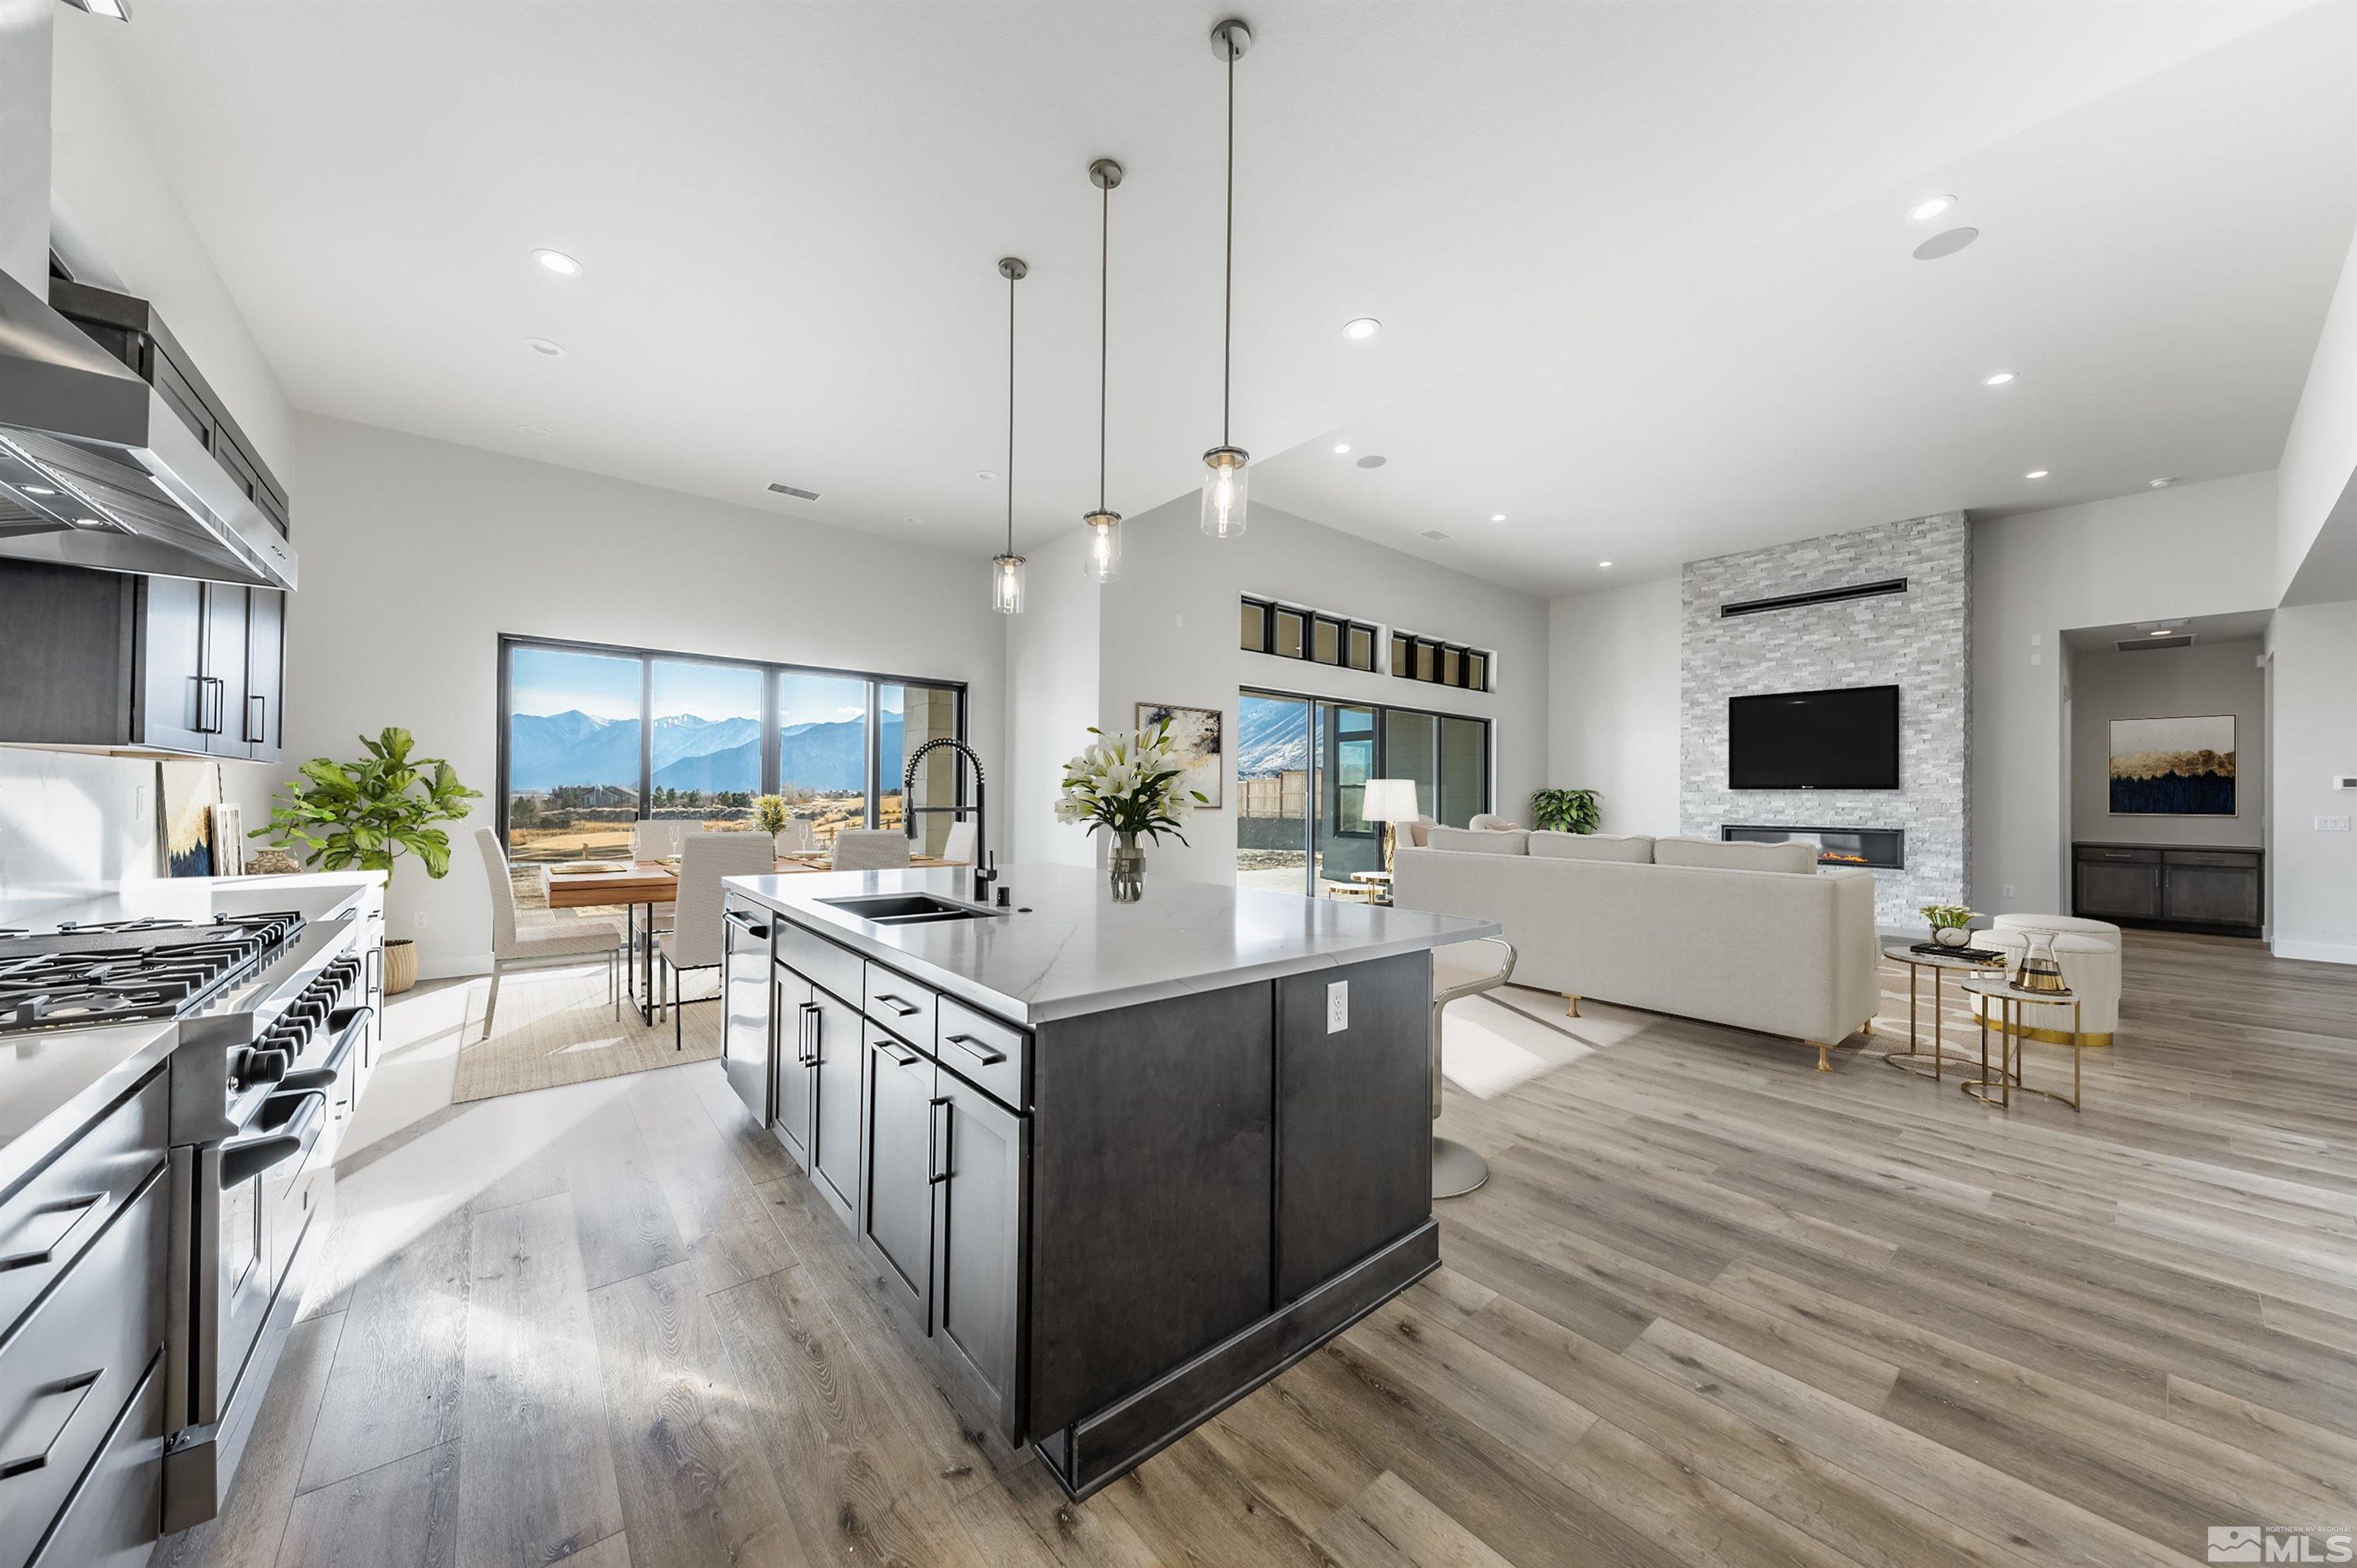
[{"x1": 720, "y1": 862, "x2": 1496, "y2": 1497}]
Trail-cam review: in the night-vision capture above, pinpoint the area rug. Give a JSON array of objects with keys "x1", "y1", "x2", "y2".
[{"x1": 450, "y1": 960, "x2": 723, "y2": 1103}]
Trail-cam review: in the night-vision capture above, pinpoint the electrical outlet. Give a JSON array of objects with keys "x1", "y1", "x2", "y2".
[
  {"x1": 2002, "y1": 884, "x2": 2015, "y2": 898},
  {"x1": 1327, "y1": 980, "x2": 1348, "y2": 1033},
  {"x1": 413, "y1": 911, "x2": 430, "y2": 928},
  {"x1": 2318, "y1": 816, "x2": 2352, "y2": 833}
]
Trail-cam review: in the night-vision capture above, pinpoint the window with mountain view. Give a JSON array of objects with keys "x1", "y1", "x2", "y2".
[{"x1": 499, "y1": 637, "x2": 964, "y2": 865}]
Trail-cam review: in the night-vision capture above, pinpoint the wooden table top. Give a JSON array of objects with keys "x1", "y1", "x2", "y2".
[{"x1": 538, "y1": 854, "x2": 957, "y2": 908}]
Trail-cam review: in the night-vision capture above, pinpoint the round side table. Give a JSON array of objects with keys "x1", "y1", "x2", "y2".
[
  {"x1": 1879, "y1": 941, "x2": 2006, "y2": 1082},
  {"x1": 1959, "y1": 974, "x2": 2088, "y2": 1112}
]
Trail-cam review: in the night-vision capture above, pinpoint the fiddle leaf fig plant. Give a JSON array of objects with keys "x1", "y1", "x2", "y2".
[
  {"x1": 1531, "y1": 788, "x2": 1601, "y2": 835},
  {"x1": 257, "y1": 726, "x2": 481, "y2": 879}
]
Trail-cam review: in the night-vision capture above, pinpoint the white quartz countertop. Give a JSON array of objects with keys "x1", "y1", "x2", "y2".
[{"x1": 724, "y1": 863, "x2": 1500, "y2": 1026}]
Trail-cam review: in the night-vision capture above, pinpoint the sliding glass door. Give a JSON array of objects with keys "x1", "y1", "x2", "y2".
[{"x1": 1235, "y1": 689, "x2": 1491, "y2": 898}]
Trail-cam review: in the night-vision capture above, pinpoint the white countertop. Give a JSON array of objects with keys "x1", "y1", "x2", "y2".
[{"x1": 726, "y1": 863, "x2": 1499, "y2": 1025}]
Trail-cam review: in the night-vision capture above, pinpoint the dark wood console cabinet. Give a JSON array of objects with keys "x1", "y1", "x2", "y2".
[{"x1": 2073, "y1": 842, "x2": 2262, "y2": 937}]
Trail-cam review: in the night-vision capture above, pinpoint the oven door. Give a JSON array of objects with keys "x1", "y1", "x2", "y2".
[{"x1": 720, "y1": 902, "x2": 776, "y2": 1124}]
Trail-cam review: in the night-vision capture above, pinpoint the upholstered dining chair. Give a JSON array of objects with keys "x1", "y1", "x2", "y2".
[
  {"x1": 830, "y1": 828, "x2": 911, "y2": 871},
  {"x1": 774, "y1": 818, "x2": 817, "y2": 854},
  {"x1": 631, "y1": 819, "x2": 683, "y2": 861},
  {"x1": 475, "y1": 827, "x2": 624, "y2": 1040},
  {"x1": 940, "y1": 819, "x2": 978, "y2": 865},
  {"x1": 654, "y1": 832, "x2": 778, "y2": 1049}
]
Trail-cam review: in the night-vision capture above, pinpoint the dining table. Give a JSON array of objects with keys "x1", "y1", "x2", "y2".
[{"x1": 539, "y1": 852, "x2": 959, "y2": 1025}]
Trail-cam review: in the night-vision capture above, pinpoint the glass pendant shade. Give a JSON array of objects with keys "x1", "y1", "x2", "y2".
[
  {"x1": 1082, "y1": 511, "x2": 1122, "y2": 582},
  {"x1": 1200, "y1": 446, "x2": 1250, "y2": 539},
  {"x1": 991, "y1": 552, "x2": 1026, "y2": 614}
]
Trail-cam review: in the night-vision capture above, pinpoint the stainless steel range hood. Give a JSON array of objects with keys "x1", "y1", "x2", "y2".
[{"x1": 0, "y1": 267, "x2": 295, "y2": 588}]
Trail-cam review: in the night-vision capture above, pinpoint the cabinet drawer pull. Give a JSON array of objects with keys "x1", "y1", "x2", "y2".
[
  {"x1": 927, "y1": 1096, "x2": 952, "y2": 1185},
  {"x1": 874, "y1": 993, "x2": 921, "y2": 1018},
  {"x1": 724, "y1": 908, "x2": 771, "y2": 939},
  {"x1": 880, "y1": 1039, "x2": 921, "y2": 1069},
  {"x1": 0, "y1": 1369, "x2": 101, "y2": 1479},
  {"x1": 0, "y1": 1193, "x2": 103, "y2": 1273},
  {"x1": 799, "y1": 1003, "x2": 821, "y2": 1066},
  {"x1": 943, "y1": 1033, "x2": 1006, "y2": 1067}
]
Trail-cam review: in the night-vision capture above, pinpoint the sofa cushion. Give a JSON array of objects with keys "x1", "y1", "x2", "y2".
[
  {"x1": 1528, "y1": 832, "x2": 1653, "y2": 864},
  {"x1": 1427, "y1": 825, "x2": 1528, "y2": 855},
  {"x1": 1653, "y1": 836, "x2": 1817, "y2": 875}
]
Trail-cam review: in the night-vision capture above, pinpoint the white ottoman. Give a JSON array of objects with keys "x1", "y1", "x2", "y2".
[{"x1": 1973, "y1": 915, "x2": 2121, "y2": 1046}]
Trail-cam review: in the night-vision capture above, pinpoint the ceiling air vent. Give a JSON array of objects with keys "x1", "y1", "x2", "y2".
[
  {"x1": 766, "y1": 482, "x2": 821, "y2": 502},
  {"x1": 1419, "y1": 529, "x2": 1450, "y2": 541},
  {"x1": 1719, "y1": 578, "x2": 1907, "y2": 618},
  {"x1": 2118, "y1": 634, "x2": 2196, "y2": 652}
]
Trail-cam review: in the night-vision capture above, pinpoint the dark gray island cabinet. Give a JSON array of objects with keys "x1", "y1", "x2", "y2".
[{"x1": 718, "y1": 864, "x2": 1494, "y2": 1497}]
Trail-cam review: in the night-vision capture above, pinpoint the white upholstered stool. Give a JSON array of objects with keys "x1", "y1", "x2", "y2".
[
  {"x1": 1972, "y1": 915, "x2": 2122, "y2": 1047},
  {"x1": 1430, "y1": 937, "x2": 1518, "y2": 1199}
]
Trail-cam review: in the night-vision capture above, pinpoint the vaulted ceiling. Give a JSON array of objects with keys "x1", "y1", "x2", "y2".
[{"x1": 65, "y1": 1, "x2": 2354, "y2": 595}]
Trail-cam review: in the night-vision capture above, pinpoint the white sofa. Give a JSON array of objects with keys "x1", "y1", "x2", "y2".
[{"x1": 1393, "y1": 829, "x2": 1883, "y2": 1071}]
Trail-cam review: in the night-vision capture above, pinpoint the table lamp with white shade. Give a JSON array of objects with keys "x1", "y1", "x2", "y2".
[{"x1": 1363, "y1": 779, "x2": 1421, "y2": 872}]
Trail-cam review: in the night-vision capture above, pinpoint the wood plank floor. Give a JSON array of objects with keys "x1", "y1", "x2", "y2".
[{"x1": 164, "y1": 931, "x2": 2357, "y2": 1568}]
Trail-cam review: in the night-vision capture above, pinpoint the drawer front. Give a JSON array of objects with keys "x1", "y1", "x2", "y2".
[
  {"x1": 776, "y1": 923, "x2": 862, "y2": 1008},
  {"x1": 2163, "y1": 865, "x2": 2262, "y2": 927},
  {"x1": 2075, "y1": 845, "x2": 2161, "y2": 865},
  {"x1": 935, "y1": 995, "x2": 1028, "y2": 1110},
  {"x1": 0, "y1": 1166, "x2": 166, "y2": 1568},
  {"x1": 0, "y1": 1073, "x2": 168, "y2": 1344},
  {"x1": 2162, "y1": 848, "x2": 2261, "y2": 869},
  {"x1": 864, "y1": 964, "x2": 938, "y2": 1047},
  {"x1": 25, "y1": 1354, "x2": 162, "y2": 1568}
]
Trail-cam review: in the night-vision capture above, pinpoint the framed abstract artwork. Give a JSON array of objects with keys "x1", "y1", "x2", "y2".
[
  {"x1": 1136, "y1": 703, "x2": 1224, "y2": 809},
  {"x1": 2108, "y1": 714, "x2": 2236, "y2": 817}
]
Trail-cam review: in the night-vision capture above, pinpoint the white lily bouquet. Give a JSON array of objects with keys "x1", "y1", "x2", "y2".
[{"x1": 1056, "y1": 721, "x2": 1208, "y2": 900}]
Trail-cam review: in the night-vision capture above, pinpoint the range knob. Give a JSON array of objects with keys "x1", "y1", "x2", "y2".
[{"x1": 238, "y1": 1047, "x2": 291, "y2": 1091}]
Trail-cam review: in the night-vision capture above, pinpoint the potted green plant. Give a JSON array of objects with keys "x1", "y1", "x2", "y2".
[
  {"x1": 1531, "y1": 788, "x2": 1601, "y2": 835},
  {"x1": 256, "y1": 726, "x2": 481, "y2": 993},
  {"x1": 1920, "y1": 902, "x2": 1979, "y2": 949},
  {"x1": 753, "y1": 793, "x2": 793, "y2": 853}
]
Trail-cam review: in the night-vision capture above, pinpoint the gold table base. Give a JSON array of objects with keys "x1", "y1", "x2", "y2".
[
  {"x1": 1963, "y1": 990, "x2": 2085, "y2": 1112},
  {"x1": 1881, "y1": 957, "x2": 1986, "y2": 1082}
]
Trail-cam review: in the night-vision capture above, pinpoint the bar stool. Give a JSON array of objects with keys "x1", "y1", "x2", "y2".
[{"x1": 1429, "y1": 937, "x2": 1518, "y2": 1198}]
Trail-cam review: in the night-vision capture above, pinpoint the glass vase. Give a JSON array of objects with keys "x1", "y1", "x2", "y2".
[{"x1": 1109, "y1": 832, "x2": 1146, "y2": 903}]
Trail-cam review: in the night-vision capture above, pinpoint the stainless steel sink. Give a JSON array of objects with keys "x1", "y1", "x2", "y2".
[{"x1": 818, "y1": 892, "x2": 1000, "y2": 927}]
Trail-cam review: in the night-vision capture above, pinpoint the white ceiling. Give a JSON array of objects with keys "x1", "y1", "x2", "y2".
[{"x1": 69, "y1": 1, "x2": 2352, "y2": 597}]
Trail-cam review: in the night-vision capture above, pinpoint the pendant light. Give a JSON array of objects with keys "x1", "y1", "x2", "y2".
[
  {"x1": 1201, "y1": 18, "x2": 1252, "y2": 539},
  {"x1": 991, "y1": 256, "x2": 1027, "y2": 614},
  {"x1": 1083, "y1": 158, "x2": 1124, "y2": 582}
]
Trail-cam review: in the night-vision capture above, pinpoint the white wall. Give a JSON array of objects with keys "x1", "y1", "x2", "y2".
[
  {"x1": 2068, "y1": 637, "x2": 2266, "y2": 849},
  {"x1": 2268, "y1": 600, "x2": 2357, "y2": 964},
  {"x1": 1546, "y1": 577, "x2": 1680, "y2": 837},
  {"x1": 1004, "y1": 528, "x2": 1102, "y2": 869},
  {"x1": 1972, "y1": 471, "x2": 2280, "y2": 917},
  {"x1": 2277, "y1": 230, "x2": 2357, "y2": 604},
  {"x1": 1074, "y1": 496, "x2": 1551, "y2": 887},
  {"x1": 49, "y1": 15, "x2": 296, "y2": 479},
  {"x1": 243, "y1": 414, "x2": 1007, "y2": 977}
]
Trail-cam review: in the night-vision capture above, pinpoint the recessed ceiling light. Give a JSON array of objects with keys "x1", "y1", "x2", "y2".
[
  {"x1": 2024, "y1": 469, "x2": 2049, "y2": 479},
  {"x1": 977, "y1": 469, "x2": 999, "y2": 483},
  {"x1": 516, "y1": 424, "x2": 550, "y2": 436},
  {"x1": 1982, "y1": 371, "x2": 2016, "y2": 387},
  {"x1": 1355, "y1": 454, "x2": 1386, "y2": 469},
  {"x1": 532, "y1": 249, "x2": 583, "y2": 277},
  {"x1": 2149, "y1": 476, "x2": 2177, "y2": 488},
  {"x1": 1598, "y1": 561, "x2": 1614, "y2": 568},
  {"x1": 1908, "y1": 196, "x2": 1955, "y2": 222},
  {"x1": 1332, "y1": 443, "x2": 1350, "y2": 454},
  {"x1": 526, "y1": 338, "x2": 566, "y2": 357},
  {"x1": 1489, "y1": 513, "x2": 1506, "y2": 523},
  {"x1": 1342, "y1": 318, "x2": 1381, "y2": 341},
  {"x1": 1912, "y1": 227, "x2": 1979, "y2": 262}
]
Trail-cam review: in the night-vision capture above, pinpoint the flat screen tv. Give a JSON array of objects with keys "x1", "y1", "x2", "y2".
[{"x1": 1728, "y1": 685, "x2": 1900, "y2": 790}]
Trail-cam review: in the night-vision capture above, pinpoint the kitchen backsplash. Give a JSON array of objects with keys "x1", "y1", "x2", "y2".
[{"x1": 0, "y1": 749, "x2": 161, "y2": 917}]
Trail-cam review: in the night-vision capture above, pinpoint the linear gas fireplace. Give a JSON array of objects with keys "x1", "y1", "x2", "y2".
[{"x1": 1722, "y1": 824, "x2": 1905, "y2": 870}]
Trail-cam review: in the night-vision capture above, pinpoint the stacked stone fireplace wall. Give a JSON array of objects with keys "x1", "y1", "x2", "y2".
[{"x1": 1680, "y1": 513, "x2": 1970, "y2": 927}]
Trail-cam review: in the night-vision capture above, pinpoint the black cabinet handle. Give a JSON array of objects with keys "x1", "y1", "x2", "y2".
[
  {"x1": 0, "y1": 1194, "x2": 102, "y2": 1273},
  {"x1": 244, "y1": 692, "x2": 265, "y2": 743},
  {"x1": 943, "y1": 1033, "x2": 1005, "y2": 1067},
  {"x1": 0, "y1": 1370, "x2": 101, "y2": 1479},
  {"x1": 874, "y1": 993, "x2": 921, "y2": 1018},
  {"x1": 926, "y1": 1095, "x2": 952, "y2": 1185},
  {"x1": 879, "y1": 1038, "x2": 921, "y2": 1069},
  {"x1": 194, "y1": 675, "x2": 226, "y2": 734}
]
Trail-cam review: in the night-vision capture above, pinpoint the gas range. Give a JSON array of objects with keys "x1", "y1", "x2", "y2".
[{"x1": 0, "y1": 911, "x2": 309, "y2": 1035}]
